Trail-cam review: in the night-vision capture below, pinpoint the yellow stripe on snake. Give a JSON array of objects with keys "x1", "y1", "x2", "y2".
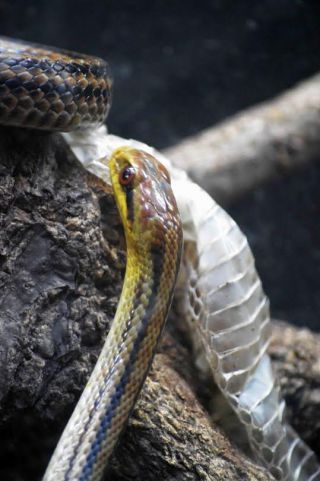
[
  {"x1": 43, "y1": 146, "x2": 183, "y2": 480},
  {"x1": 0, "y1": 37, "x2": 319, "y2": 481}
]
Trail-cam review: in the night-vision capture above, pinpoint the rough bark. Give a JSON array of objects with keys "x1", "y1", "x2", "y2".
[
  {"x1": 0, "y1": 127, "x2": 318, "y2": 481},
  {"x1": 0, "y1": 127, "x2": 273, "y2": 481},
  {"x1": 270, "y1": 321, "x2": 320, "y2": 454},
  {"x1": 109, "y1": 330, "x2": 273, "y2": 481},
  {"x1": 163, "y1": 74, "x2": 320, "y2": 203},
  {"x1": 0, "y1": 126, "x2": 125, "y2": 481}
]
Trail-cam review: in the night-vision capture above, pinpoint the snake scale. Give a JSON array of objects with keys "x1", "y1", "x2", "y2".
[{"x1": 0, "y1": 36, "x2": 319, "y2": 481}]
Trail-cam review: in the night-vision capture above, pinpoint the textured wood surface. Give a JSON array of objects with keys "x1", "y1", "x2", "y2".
[{"x1": 0, "y1": 127, "x2": 318, "y2": 480}]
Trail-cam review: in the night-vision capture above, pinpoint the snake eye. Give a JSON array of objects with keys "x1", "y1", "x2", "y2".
[{"x1": 119, "y1": 165, "x2": 135, "y2": 188}]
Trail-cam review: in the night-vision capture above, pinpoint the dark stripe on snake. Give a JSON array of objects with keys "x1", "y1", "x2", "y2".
[
  {"x1": 64, "y1": 277, "x2": 147, "y2": 481},
  {"x1": 125, "y1": 188, "x2": 134, "y2": 223},
  {"x1": 79, "y1": 243, "x2": 166, "y2": 481}
]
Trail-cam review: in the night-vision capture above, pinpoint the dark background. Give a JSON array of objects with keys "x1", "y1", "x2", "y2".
[{"x1": 0, "y1": 0, "x2": 320, "y2": 330}]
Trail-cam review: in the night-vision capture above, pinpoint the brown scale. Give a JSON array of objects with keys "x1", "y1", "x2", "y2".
[{"x1": 0, "y1": 36, "x2": 112, "y2": 131}]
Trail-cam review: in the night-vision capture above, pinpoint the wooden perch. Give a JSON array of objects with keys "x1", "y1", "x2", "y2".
[
  {"x1": 0, "y1": 126, "x2": 272, "y2": 481},
  {"x1": 270, "y1": 321, "x2": 320, "y2": 454},
  {"x1": 0, "y1": 125, "x2": 318, "y2": 481},
  {"x1": 163, "y1": 73, "x2": 320, "y2": 203}
]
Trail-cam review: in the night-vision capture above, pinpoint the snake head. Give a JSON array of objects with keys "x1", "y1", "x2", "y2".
[{"x1": 109, "y1": 146, "x2": 180, "y2": 254}]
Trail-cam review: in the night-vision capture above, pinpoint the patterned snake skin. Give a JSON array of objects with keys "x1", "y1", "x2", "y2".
[
  {"x1": 43, "y1": 147, "x2": 183, "y2": 481},
  {"x1": 0, "y1": 36, "x2": 112, "y2": 130},
  {"x1": 0, "y1": 36, "x2": 318, "y2": 481}
]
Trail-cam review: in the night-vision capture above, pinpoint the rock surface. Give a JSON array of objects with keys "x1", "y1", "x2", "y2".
[{"x1": 0, "y1": 128, "x2": 318, "y2": 480}]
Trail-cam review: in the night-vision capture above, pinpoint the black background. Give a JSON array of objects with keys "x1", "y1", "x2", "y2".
[{"x1": 1, "y1": 0, "x2": 320, "y2": 329}]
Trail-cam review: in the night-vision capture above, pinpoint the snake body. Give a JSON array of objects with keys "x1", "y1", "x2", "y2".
[
  {"x1": 0, "y1": 36, "x2": 111, "y2": 130},
  {"x1": 0, "y1": 37, "x2": 319, "y2": 481},
  {"x1": 43, "y1": 147, "x2": 182, "y2": 480}
]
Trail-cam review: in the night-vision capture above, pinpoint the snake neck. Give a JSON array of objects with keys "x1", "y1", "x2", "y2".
[{"x1": 116, "y1": 240, "x2": 169, "y2": 334}]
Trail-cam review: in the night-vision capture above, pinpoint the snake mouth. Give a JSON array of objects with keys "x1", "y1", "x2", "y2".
[{"x1": 86, "y1": 172, "x2": 114, "y2": 196}]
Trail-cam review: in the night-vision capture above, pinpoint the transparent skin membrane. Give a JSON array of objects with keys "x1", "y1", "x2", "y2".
[
  {"x1": 173, "y1": 178, "x2": 320, "y2": 481},
  {"x1": 64, "y1": 126, "x2": 320, "y2": 481}
]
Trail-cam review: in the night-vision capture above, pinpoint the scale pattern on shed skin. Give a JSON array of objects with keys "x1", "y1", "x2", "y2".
[{"x1": 173, "y1": 176, "x2": 320, "y2": 481}]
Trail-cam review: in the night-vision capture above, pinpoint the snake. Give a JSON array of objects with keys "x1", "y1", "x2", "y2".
[
  {"x1": 0, "y1": 36, "x2": 111, "y2": 130},
  {"x1": 42, "y1": 146, "x2": 183, "y2": 480},
  {"x1": 0, "y1": 36, "x2": 319, "y2": 481}
]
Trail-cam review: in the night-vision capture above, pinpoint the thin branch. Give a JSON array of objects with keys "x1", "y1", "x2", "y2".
[{"x1": 163, "y1": 74, "x2": 320, "y2": 203}]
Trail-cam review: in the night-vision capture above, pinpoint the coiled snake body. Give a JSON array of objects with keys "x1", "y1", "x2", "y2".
[
  {"x1": 0, "y1": 37, "x2": 111, "y2": 130},
  {"x1": 0, "y1": 37, "x2": 319, "y2": 481}
]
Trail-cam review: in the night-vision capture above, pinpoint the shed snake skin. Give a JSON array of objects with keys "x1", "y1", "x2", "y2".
[{"x1": 0, "y1": 37, "x2": 319, "y2": 481}]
